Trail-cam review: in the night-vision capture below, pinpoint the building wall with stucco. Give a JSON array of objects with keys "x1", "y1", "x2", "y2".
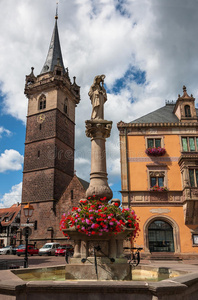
[{"x1": 118, "y1": 87, "x2": 198, "y2": 258}]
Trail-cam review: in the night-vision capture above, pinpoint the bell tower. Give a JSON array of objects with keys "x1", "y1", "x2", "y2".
[{"x1": 21, "y1": 14, "x2": 80, "y2": 210}]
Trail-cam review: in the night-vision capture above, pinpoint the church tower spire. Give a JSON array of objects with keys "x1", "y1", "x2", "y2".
[
  {"x1": 40, "y1": 8, "x2": 65, "y2": 74},
  {"x1": 21, "y1": 11, "x2": 80, "y2": 246}
]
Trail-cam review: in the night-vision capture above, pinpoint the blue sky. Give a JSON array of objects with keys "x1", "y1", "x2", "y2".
[
  {"x1": 1, "y1": 0, "x2": 198, "y2": 207},
  {"x1": 0, "y1": 109, "x2": 24, "y2": 203}
]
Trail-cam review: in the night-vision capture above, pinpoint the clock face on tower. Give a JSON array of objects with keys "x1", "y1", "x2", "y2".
[{"x1": 37, "y1": 114, "x2": 45, "y2": 124}]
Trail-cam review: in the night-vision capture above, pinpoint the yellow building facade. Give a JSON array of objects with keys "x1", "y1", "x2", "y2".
[{"x1": 118, "y1": 86, "x2": 198, "y2": 258}]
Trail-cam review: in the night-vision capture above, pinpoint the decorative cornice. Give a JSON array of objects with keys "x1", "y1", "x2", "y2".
[
  {"x1": 117, "y1": 121, "x2": 198, "y2": 129},
  {"x1": 178, "y1": 153, "x2": 198, "y2": 165}
]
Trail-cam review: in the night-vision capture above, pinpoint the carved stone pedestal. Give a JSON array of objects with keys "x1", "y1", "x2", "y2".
[
  {"x1": 85, "y1": 119, "x2": 113, "y2": 201},
  {"x1": 63, "y1": 228, "x2": 133, "y2": 280}
]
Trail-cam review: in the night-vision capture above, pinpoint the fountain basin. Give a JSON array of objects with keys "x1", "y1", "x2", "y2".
[
  {"x1": 12, "y1": 264, "x2": 187, "y2": 282},
  {"x1": 0, "y1": 265, "x2": 198, "y2": 300}
]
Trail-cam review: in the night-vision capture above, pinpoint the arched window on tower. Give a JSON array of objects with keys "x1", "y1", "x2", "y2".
[
  {"x1": 39, "y1": 95, "x2": 46, "y2": 110},
  {"x1": 64, "y1": 98, "x2": 68, "y2": 115},
  {"x1": 185, "y1": 105, "x2": 191, "y2": 117}
]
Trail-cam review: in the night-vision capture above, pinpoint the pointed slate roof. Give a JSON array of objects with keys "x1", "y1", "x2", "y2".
[
  {"x1": 77, "y1": 177, "x2": 89, "y2": 190},
  {"x1": 40, "y1": 18, "x2": 65, "y2": 74},
  {"x1": 131, "y1": 103, "x2": 180, "y2": 123}
]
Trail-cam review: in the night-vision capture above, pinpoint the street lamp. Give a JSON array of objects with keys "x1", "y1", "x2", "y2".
[{"x1": 23, "y1": 203, "x2": 34, "y2": 268}]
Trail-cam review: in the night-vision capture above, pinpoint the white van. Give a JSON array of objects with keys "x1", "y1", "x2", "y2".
[{"x1": 38, "y1": 243, "x2": 60, "y2": 256}]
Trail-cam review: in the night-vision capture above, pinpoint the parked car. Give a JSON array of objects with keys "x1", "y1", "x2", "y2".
[
  {"x1": 39, "y1": 243, "x2": 60, "y2": 256},
  {"x1": 0, "y1": 246, "x2": 13, "y2": 255},
  {"x1": 12, "y1": 244, "x2": 24, "y2": 255},
  {"x1": 55, "y1": 244, "x2": 74, "y2": 256},
  {"x1": 16, "y1": 245, "x2": 39, "y2": 256}
]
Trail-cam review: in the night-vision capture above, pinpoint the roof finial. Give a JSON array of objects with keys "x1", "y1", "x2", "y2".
[
  {"x1": 55, "y1": 1, "x2": 58, "y2": 20},
  {"x1": 183, "y1": 85, "x2": 186, "y2": 93}
]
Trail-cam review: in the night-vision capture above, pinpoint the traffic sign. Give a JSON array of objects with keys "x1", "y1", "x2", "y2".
[{"x1": 22, "y1": 227, "x2": 32, "y2": 236}]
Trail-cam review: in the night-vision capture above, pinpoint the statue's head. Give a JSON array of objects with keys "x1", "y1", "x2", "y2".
[{"x1": 94, "y1": 75, "x2": 106, "y2": 86}]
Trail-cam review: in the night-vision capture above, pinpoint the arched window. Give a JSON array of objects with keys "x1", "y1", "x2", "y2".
[
  {"x1": 39, "y1": 95, "x2": 46, "y2": 110},
  {"x1": 148, "y1": 220, "x2": 174, "y2": 252},
  {"x1": 185, "y1": 105, "x2": 191, "y2": 117}
]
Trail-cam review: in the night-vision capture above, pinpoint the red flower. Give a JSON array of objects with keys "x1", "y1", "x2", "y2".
[
  {"x1": 100, "y1": 196, "x2": 107, "y2": 201},
  {"x1": 60, "y1": 197, "x2": 140, "y2": 240}
]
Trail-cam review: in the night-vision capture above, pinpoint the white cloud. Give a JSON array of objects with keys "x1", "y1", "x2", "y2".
[
  {"x1": 0, "y1": 127, "x2": 11, "y2": 138},
  {"x1": 0, "y1": 150, "x2": 24, "y2": 173},
  {"x1": 0, "y1": 182, "x2": 22, "y2": 208},
  {"x1": 1, "y1": 1, "x2": 198, "y2": 195}
]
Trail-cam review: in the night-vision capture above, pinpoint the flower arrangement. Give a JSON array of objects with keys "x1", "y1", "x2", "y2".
[
  {"x1": 150, "y1": 185, "x2": 168, "y2": 192},
  {"x1": 60, "y1": 196, "x2": 140, "y2": 240},
  {"x1": 145, "y1": 147, "x2": 166, "y2": 156}
]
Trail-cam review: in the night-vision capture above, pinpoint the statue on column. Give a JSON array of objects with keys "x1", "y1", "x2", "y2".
[{"x1": 88, "y1": 75, "x2": 107, "y2": 120}]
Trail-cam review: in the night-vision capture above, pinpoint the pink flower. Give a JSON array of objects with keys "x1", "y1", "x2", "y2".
[{"x1": 86, "y1": 219, "x2": 92, "y2": 225}]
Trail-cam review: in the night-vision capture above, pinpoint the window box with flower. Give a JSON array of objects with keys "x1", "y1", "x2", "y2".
[
  {"x1": 145, "y1": 147, "x2": 166, "y2": 156},
  {"x1": 150, "y1": 185, "x2": 169, "y2": 192}
]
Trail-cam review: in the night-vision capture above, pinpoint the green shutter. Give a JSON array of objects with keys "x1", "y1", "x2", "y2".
[
  {"x1": 182, "y1": 138, "x2": 188, "y2": 152},
  {"x1": 155, "y1": 139, "x2": 161, "y2": 148},
  {"x1": 148, "y1": 139, "x2": 154, "y2": 148},
  {"x1": 189, "y1": 137, "x2": 195, "y2": 151},
  {"x1": 189, "y1": 169, "x2": 195, "y2": 187}
]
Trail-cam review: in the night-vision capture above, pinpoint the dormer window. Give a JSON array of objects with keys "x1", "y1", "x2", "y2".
[
  {"x1": 185, "y1": 105, "x2": 191, "y2": 117},
  {"x1": 39, "y1": 95, "x2": 46, "y2": 110}
]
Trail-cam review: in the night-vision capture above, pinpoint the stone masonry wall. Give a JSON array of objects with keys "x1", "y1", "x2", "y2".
[{"x1": 20, "y1": 176, "x2": 87, "y2": 248}]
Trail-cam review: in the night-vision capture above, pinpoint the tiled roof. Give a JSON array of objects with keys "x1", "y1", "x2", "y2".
[
  {"x1": 131, "y1": 104, "x2": 179, "y2": 123},
  {"x1": 0, "y1": 204, "x2": 21, "y2": 227},
  {"x1": 131, "y1": 103, "x2": 198, "y2": 124}
]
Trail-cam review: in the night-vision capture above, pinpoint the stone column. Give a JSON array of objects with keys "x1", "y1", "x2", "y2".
[{"x1": 85, "y1": 119, "x2": 113, "y2": 201}]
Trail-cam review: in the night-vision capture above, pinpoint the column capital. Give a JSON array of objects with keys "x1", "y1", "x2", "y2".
[{"x1": 85, "y1": 119, "x2": 112, "y2": 139}]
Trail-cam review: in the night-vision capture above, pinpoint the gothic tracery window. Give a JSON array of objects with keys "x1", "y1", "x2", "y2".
[{"x1": 39, "y1": 95, "x2": 46, "y2": 110}]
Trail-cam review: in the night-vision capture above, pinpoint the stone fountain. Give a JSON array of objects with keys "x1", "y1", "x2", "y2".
[
  {"x1": 64, "y1": 75, "x2": 132, "y2": 280},
  {"x1": 1, "y1": 76, "x2": 198, "y2": 299}
]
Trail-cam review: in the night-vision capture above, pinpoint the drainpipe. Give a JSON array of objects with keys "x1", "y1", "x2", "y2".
[{"x1": 125, "y1": 128, "x2": 130, "y2": 208}]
